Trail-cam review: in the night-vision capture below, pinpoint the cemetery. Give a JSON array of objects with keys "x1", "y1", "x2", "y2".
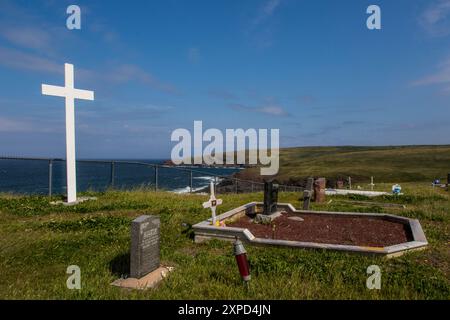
[
  {"x1": 0, "y1": 175, "x2": 448, "y2": 299},
  {"x1": 0, "y1": 2, "x2": 449, "y2": 303},
  {"x1": 193, "y1": 180, "x2": 428, "y2": 257},
  {"x1": 0, "y1": 90, "x2": 448, "y2": 298}
]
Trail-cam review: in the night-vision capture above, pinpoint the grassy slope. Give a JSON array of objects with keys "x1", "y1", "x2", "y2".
[
  {"x1": 0, "y1": 184, "x2": 448, "y2": 300},
  {"x1": 237, "y1": 145, "x2": 450, "y2": 183}
]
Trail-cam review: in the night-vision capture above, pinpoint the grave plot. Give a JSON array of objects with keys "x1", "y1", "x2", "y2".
[{"x1": 193, "y1": 180, "x2": 428, "y2": 258}]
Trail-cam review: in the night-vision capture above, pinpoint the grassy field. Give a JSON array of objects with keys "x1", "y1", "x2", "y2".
[
  {"x1": 237, "y1": 145, "x2": 450, "y2": 184},
  {"x1": 0, "y1": 183, "x2": 448, "y2": 300}
]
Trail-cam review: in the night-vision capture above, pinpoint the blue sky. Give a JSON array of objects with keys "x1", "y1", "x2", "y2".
[{"x1": 0, "y1": 0, "x2": 449, "y2": 159}]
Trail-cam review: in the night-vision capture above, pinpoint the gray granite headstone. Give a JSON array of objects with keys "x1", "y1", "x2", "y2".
[{"x1": 130, "y1": 215, "x2": 160, "y2": 279}]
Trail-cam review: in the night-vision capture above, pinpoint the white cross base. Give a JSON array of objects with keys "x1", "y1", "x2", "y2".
[
  {"x1": 42, "y1": 63, "x2": 94, "y2": 204},
  {"x1": 202, "y1": 181, "x2": 222, "y2": 226}
]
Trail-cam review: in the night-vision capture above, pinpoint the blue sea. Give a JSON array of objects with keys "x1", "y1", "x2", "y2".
[{"x1": 0, "y1": 159, "x2": 242, "y2": 195}]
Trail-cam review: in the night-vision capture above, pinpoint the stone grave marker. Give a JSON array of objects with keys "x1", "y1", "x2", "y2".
[
  {"x1": 314, "y1": 178, "x2": 326, "y2": 203},
  {"x1": 263, "y1": 179, "x2": 279, "y2": 215},
  {"x1": 255, "y1": 179, "x2": 281, "y2": 223},
  {"x1": 112, "y1": 215, "x2": 174, "y2": 290},
  {"x1": 302, "y1": 177, "x2": 314, "y2": 210},
  {"x1": 130, "y1": 215, "x2": 160, "y2": 279}
]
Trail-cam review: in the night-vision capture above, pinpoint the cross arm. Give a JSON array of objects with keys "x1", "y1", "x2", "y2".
[
  {"x1": 202, "y1": 201, "x2": 211, "y2": 208},
  {"x1": 42, "y1": 84, "x2": 67, "y2": 97},
  {"x1": 73, "y1": 88, "x2": 94, "y2": 101}
]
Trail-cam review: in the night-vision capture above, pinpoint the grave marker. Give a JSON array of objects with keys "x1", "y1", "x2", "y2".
[
  {"x1": 203, "y1": 181, "x2": 222, "y2": 226},
  {"x1": 41, "y1": 63, "x2": 94, "y2": 204},
  {"x1": 263, "y1": 179, "x2": 279, "y2": 215},
  {"x1": 130, "y1": 215, "x2": 160, "y2": 279},
  {"x1": 302, "y1": 177, "x2": 314, "y2": 210},
  {"x1": 314, "y1": 178, "x2": 326, "y2": 203},
  {"x1": 369, "y1": 176, "x2": 375, "y2": 191}
]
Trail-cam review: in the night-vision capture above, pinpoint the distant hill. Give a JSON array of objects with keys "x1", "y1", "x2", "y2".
[{"x1": 235, "y1": 145, "x2": 450, "y2": 184}]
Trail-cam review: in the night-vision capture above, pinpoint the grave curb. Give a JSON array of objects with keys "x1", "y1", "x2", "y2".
[{"x1": 193, "y1": 202, "x2": 428, "y2": 257}]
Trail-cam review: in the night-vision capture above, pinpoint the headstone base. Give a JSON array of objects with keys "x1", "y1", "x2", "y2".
[
  {"x1": 111, "y1": 266, "x2": 174, "y2": 290},
  {"x1": 255, "y1": 211, "x2": 283, "y2": 224},
  {"x1": 50, "y1": 196, "x2": 98, "y2": 206}
]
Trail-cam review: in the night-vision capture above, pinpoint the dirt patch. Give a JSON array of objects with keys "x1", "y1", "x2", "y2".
[{"x1": 227, "y1": 213, "x2": 413, "y2": 247}]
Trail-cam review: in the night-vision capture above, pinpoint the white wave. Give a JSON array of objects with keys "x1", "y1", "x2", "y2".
[
  {"x1": 194, "y1": 176, "x2": 216, "y2": 181},
  {"x1": 172, "y1": 186, "x2": 208, "y2": 194}
]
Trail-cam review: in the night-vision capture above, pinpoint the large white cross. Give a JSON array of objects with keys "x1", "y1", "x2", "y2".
[
  {"x1": 42, "y1": 63, "x2": 94, "y2": 204},
  {"x1": 202, "y1": 181, "x2": 222, "y2": 226}
]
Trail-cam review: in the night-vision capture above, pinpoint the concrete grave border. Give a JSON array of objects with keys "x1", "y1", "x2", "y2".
[{"x1": 193, "y1": 202, "x2": 428, "y2": 258}]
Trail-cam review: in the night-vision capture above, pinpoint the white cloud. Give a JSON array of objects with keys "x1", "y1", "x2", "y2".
[
  {"x1": 0, "y1": 26, "x2": 52, "y2": 52},
  {"x1": 412, "y1": 56, "x2": 450, "y2": 92},
  {"x1": 229, "y1": 103, "x2": 289, "y2": 116},
  {"x1": 0, "y1": 116, "x2": 61, "y2": 133},
  {"x1": 0, "y1": 46, "x2": 62, "y2": 74},
  {"x1": 245, "y1": 0, "x2": 283, "y2": 48},
  {"x1": 419, "y1": 0, "x2": 450, "y2": 36},
  {"x1": 105, "y1": 64, "x2": 181, "y2": 95},
  {"x1": 252, "y1": 0, "x2": 282, "y2": 26},
  {"x1": 259, "y1": 105, "x2": 288, "y2": 116},
  {"x1": 0, "y1": 46, "x2": 180, "y2": 96}
]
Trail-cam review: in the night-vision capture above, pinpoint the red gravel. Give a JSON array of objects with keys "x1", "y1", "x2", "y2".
[{"x1": 227, "y1": 213, "x2": 412, "y2": 247}]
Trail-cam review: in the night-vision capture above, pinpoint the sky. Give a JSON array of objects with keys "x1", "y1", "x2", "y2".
[{"x1": 0, "y1": 0, "x2": 449, "y2": 159}]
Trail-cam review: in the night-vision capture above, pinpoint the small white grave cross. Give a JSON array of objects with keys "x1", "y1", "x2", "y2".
[
  {"x1": 42, "y1": 63, "x2": 94, "y2": 204},
  {"x1": 202, "y1": 181, "x2": 222, "y2": 226},
  {"x1": 369, "y1": 176, "x2": 375, "y2": 191}
]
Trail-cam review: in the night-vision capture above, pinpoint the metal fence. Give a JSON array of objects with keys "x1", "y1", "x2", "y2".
[{"x1": 0, "y1": 157, "x2": 302, "y2": 197}]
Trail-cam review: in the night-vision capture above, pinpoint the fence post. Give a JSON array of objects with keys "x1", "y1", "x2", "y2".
[
  {"x1": 155, "y1": 166, "x2": 158, "y2": 191},
  {"x1": 190, "y1": 170, "x2": 193, "y2": 193},
  {"x1": 251, "y1": 182, "x2": 254, "y2": 193},
  {"x1": 214, "y1": 176, "x2": 218, "y2": 193},
  {"x1": 235, "y1": 178, "x2": 238, "y2": 194},
  {"x1": 48, "y1": 159, "x2": 53, "y2": 198},
  {"x1": 110, "y1": 161, "x2": 115, "y2": 188}
]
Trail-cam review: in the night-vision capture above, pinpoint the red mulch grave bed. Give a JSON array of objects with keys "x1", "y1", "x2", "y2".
[{"x1": 227, "y1": 213, "x2": 413, "y2": 247}]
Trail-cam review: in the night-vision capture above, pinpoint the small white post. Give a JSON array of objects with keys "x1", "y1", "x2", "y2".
[{"x1": 369, "y1": 176, "x2": 375, "y2": 191}]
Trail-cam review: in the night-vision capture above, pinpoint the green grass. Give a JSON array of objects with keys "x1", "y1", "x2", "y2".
[
  {"x1": 0, "y1": 184, "x2": 449, "y2": 300},
  {"x1": 238, "y1": 145, "x2": 450, "y2": 184}
]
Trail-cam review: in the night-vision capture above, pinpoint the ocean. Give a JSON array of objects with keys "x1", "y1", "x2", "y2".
[{"x1": 0, "y1": 159, "x2": 242, "y2": 195}]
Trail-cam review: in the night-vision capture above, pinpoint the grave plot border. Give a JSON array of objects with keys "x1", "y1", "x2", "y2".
[{"x1": 193, "y1": 202, "x2": 428, "y2": 258}]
